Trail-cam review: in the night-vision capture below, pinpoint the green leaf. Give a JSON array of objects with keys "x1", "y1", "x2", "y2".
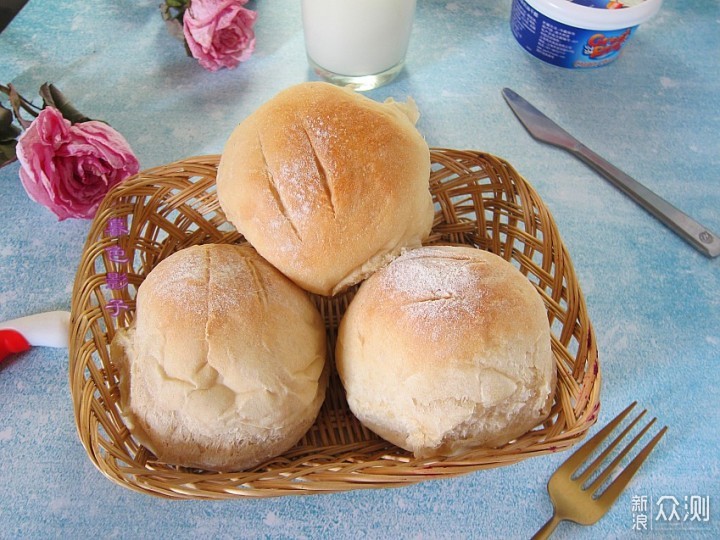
[
  {"x1": 0, "y1": 140, "x2": 18, "y2": 169},
  {"x1": 160, "y1": 0, "x2": 187, "y2": 26},
  {"x1": 39, "y1": 83, "x2": 92, "y2": 124},
  {"x1": 6, "y1": 84, "x2": 38, "y2": 129},
  {"x1": 0, "y1": 103, "x2": 21, "y2": 142}
]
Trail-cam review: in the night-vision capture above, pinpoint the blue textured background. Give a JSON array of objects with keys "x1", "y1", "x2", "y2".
[{"x1": 1, "y1": 1, "x2": 718, "y2": 538}]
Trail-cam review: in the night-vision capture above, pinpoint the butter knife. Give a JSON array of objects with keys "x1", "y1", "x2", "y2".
[{"x1": 502, "y1": 88, "x2": 720, "y2": 259}]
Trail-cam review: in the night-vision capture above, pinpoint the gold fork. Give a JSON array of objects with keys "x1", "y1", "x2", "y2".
[{"x1": 533, "y1": 402, "x2": 667, "y2": 539}]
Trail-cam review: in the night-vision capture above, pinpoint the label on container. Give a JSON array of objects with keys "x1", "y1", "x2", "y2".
[
  {"x1": 569, "y1": 0, "x2": 646, "y2": 8},
  {"x1": 511, "y1": 0, "x2": 638, "y2": 68}
]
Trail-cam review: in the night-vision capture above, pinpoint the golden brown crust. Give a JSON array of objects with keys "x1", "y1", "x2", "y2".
[
  {"x1": 216, "y1": 82, "x2": 434, "y2": 296},
  {"x1": 336, "y1": 246, "x2": 556, "y2": 458},
  {"x1": 113, "y1": 244, "x2": 328, "y2": 471}
]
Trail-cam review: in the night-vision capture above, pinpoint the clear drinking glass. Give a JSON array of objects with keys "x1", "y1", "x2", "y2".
[{"x1": 301, "y1": 0, "x2": 417, "y2": 91}]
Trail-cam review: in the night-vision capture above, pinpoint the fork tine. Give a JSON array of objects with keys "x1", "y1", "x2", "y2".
[
  {"x1": 576, "y1": 408, "x2": 647, "y2": 485},
  {"x1": 534, "y1": 403, "x2": 666, "y2": 538},
  {"x1": 558, "y1": 402, "x2": 637, "y2": 475},
  {"x1": 586, "y1": 415, "x2": 655, "y2": 493},
  {"x1": 597, "y1": 425, "x2": 668, "y2": 507}
]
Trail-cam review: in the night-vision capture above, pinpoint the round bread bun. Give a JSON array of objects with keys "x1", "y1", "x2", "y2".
[
  {"x1": 112, "y1": 243, "x2": 328, "y2": 471},
  {"x1": 216, "y1": 81, "x2": 434, "y2": 297},
  {"x1": 336, "y1": 245, "x2": 556, "y2": 458}
]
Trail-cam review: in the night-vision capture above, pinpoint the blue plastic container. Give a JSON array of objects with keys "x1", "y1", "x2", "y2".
[{"x1": 510, "y1": 0, "x2": 662, "y2": 69}]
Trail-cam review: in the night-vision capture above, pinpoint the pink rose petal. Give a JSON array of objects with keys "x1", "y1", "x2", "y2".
[
  {"x1": 183, "y1": 0, "x2": 257, "y2": 72},
  {"x1": 16, "y1": 107, "x2": 140, "y2": 220}
]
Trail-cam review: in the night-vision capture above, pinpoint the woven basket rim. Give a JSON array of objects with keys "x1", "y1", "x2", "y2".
[{"x1": 68, "y1": 148, "x2": 600, "y2": 499}]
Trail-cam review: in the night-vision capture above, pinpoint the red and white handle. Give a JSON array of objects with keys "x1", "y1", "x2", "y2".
[{"x1": 0, "y1": 311, "x2": 71, "y2": 364}]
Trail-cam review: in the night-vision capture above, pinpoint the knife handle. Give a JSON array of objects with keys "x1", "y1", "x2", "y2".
[{"x1": 573, "y1": 144, "x2": 720, "y2": 258}]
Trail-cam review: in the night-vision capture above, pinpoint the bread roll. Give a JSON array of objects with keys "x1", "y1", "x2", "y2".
[
  {"x1": 336, "y1": 245, "x2": 556, "y2": 458},
  {"x1": 112, "y1": 244, "x2": 327, "y2": 471},
  {"x1": 216, "y1": 82, "x2": 434, "y2": 296}
]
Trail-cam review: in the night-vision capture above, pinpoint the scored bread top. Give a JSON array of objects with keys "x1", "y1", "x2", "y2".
[
  {"x1": 216, "y1": 82, "x2": 434, "y2": 296},
  {"x1": 113, "y1": 243, "x2": 328, "y2": 471}
]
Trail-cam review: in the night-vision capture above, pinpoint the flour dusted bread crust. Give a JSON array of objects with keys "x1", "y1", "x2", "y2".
[
  {"x1": 112, "y1": 244, "x2": 327, "y2": 471},
  {"x1": 336, "y1": 245, "x2": 556, "y2": 458},
  {"x1": 216, "y1": 81, "x2": 434, "y2": 296}
]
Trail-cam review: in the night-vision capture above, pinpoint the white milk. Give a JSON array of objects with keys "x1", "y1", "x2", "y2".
[{"x1": 301, "y1": 0, "x2": 416, "y2": 78}]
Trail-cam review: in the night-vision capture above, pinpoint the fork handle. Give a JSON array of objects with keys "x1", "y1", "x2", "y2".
[{"x1": 531, "y1": 514, "x2": 563, "y2": 540}]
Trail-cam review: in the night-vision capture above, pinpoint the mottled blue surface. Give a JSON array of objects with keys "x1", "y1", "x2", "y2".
[{"x1": 1, "y1": 1, "x2": 718, "y2": 538}]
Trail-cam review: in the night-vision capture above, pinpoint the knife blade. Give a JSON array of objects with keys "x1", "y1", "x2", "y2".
[{"x1": 502, "y1": 88, "x2": 720, "y2": 259}]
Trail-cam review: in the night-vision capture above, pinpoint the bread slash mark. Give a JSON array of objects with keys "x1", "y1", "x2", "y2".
[
  {"x1": 302, "y1": 124, "x2": 336, "y2": 218},
  {"x1": 257, "y1": 134, "x2": 303, "y2": 241},
  {"x1": 203, "y1": 247, "x2": 212, "y2": 365},
  {"x1": 244, "y1": 257, "x2": 268, "y2": 308}
]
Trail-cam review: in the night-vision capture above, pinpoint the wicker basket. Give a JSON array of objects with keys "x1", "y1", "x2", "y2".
[{"x1": 69, "y1": 149, "x2": 600, "y2": 499}]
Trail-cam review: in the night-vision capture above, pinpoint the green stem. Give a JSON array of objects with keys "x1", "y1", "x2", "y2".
[{"x1": 0, "y1": 83, "x2": 41, "y2": 129}]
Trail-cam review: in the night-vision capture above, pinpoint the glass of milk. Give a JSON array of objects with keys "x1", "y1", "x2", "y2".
[{"x1": 301, "y1": 0, "x2": 417, "y2": 91}]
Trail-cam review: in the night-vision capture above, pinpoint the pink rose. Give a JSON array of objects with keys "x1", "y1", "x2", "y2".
[
  {"x1": 16, "y1": 107, "x2": 140, "y2": 220},
  {"x1": 183, "y1": 0, "x2": 257, "y2": 72}
]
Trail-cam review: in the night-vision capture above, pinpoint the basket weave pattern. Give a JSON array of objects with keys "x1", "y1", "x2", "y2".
[{"x1": 69, "y1": 149, "x2": 600, "y2": 499}]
